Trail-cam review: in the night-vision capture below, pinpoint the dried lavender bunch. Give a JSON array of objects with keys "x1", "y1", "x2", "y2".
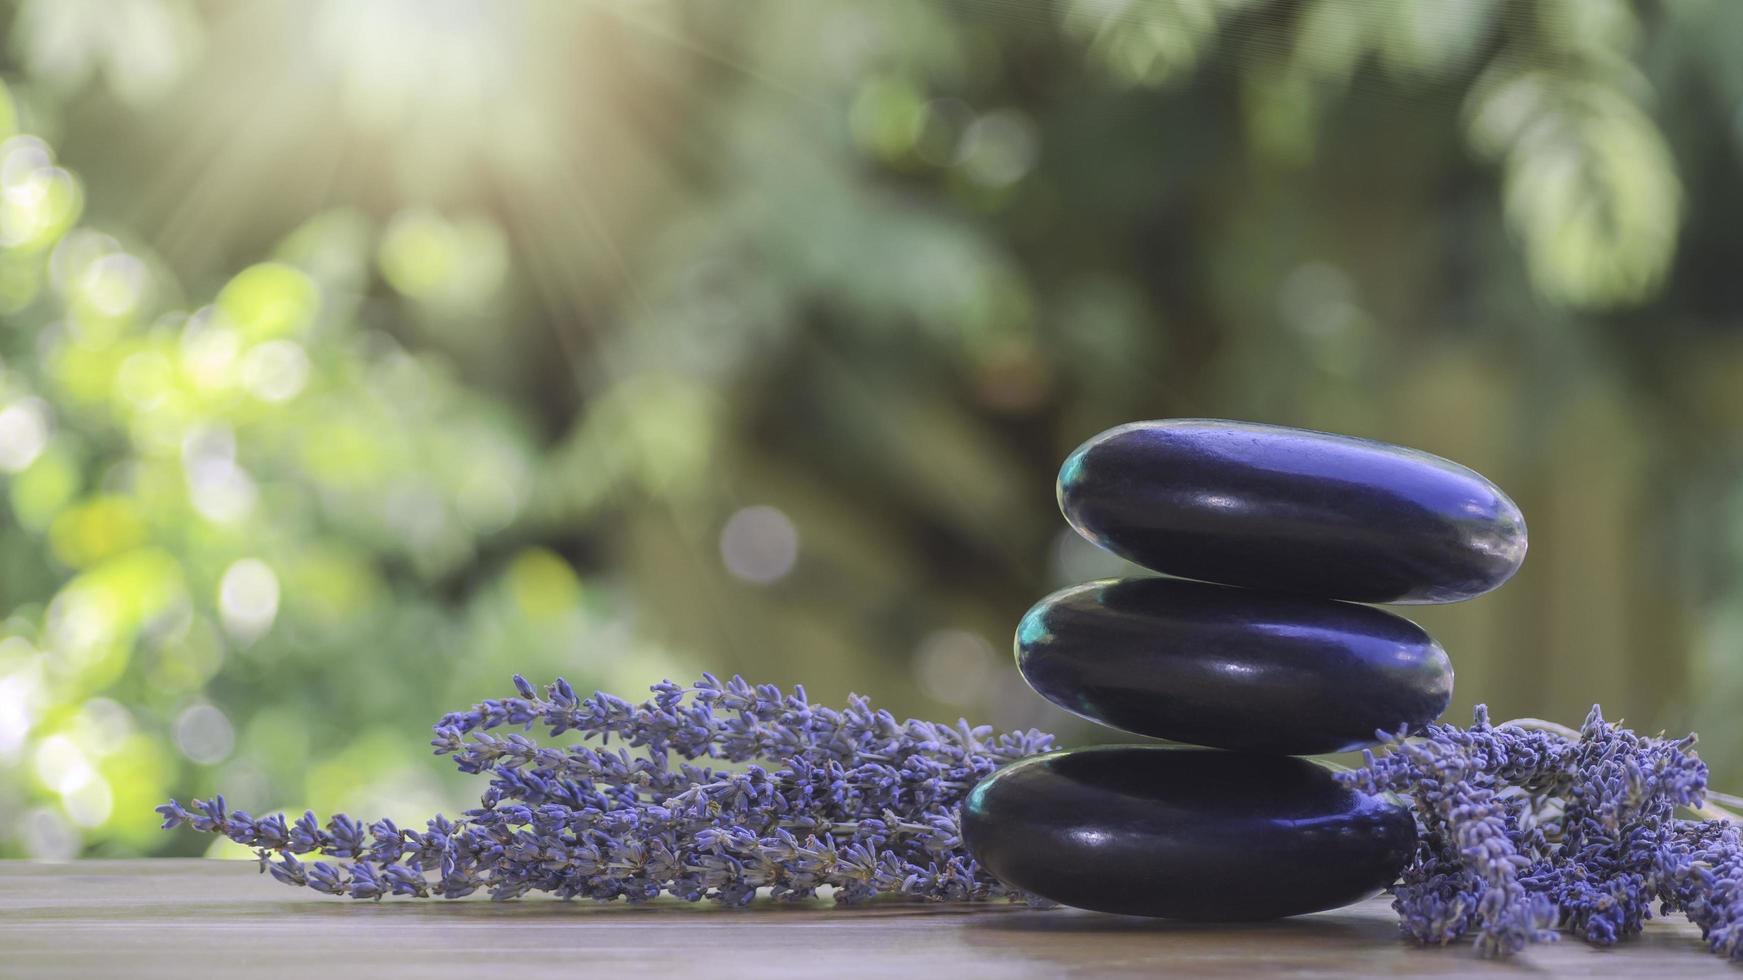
[
  {"x1": 159, "y1": 674, "x2": 1055, "y2": 906},
  {"x1": 1342, "y1": 705, "x2": 1743, "y2": 960}
]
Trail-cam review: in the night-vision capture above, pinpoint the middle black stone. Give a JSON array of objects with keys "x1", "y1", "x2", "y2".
[{"x1": 1016, "y1": 577, "x2": 1452, "y2": 755}]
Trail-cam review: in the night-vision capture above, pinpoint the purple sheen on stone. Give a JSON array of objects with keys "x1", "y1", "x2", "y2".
[
  {"x1": 1057, "y1": 419, "x2": 1527, "y2": 604},
  {"x1": 962, "y1": 746, "x2": 1417, "y2": 920},
  {"x1": 1016, "y1": 577, "x2": 1453, "y2": 754}
]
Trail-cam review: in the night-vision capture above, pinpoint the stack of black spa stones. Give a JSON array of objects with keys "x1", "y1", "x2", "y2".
[{"x1": 962, "y1": 419, "x2": 1528, "y2": 920}]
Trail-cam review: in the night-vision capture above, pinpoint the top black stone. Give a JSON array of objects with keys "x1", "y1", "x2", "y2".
[{"x1": 1057, "y1": 419, "x2": 1527, "y2": 603}]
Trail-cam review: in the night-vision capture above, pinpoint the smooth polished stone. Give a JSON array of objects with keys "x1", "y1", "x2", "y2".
[
  {"x1": 1016, "y1": 577, "x2": 1452, "y2": 754},
  {"x1": 1057, "y1": 419, "x2": 1527, "y2": 603},
  {"x1": 962, "y1": 746, "x2": 1416, "y2": 920}
]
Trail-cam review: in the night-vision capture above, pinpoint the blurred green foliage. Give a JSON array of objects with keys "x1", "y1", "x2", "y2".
[{"x1": 1, "y1": 0, "x2": 1742, "y2": 858}]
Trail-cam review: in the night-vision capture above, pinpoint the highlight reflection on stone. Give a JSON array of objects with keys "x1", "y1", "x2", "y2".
[
  {"x1": 1016, "y1": 577, "x2": 1453, "y2": 754},
  {"x1": 963, "y1": 746, "x2": 1417, "y2": 920},
  {"x1": 1057, "y1": 419, "x2": 1527, "y2": 604}
]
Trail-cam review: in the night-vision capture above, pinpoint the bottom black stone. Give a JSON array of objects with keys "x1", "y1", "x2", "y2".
[{"x1": 962, "y1": 746, "x2": 1416, "y2": 920}]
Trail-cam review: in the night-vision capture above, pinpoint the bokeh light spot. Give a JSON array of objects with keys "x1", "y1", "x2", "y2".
[
  {"x1": 219, "y1": 558, "x2": 280, "y2": 643},
  {"x1": 48, "y1": 496, "x2": 147, "y2": 568},
  {"x1": 0, "y1": 397, "x2": 51, "y2": 472},
  {"x1": 506, "y1": 548, "x2": 582, "y2": 620},
  {"x1": 20, "y1": 806, "x2": 77, "y2": 860},
  {"x1": 0, "y1": 668, "x2": 42, "y2": 762},
  {"x1": 115, "y1": 349, "x2": 174, "y2": 410},
  {"x1": 957, "y1": 110, "x2": 1038, "y2": 188},
  {"x1": 184, "y1": 427, "x2": 257, "y2": 525},
  {"x1": 238, "y1": 339, "x2": 310, "y2": 402},
  {"x1": 61, "y1": 775, "x2": 112, "y2": 828},
  {"x1": 215, "y1": 262, "x2": 319, "y2": 341},
  {"x1": 78, "y1": 251, "x2": 149, "y2": 318},
  {"x1": 73, "y1": 698, "x2": 133, "y2": 755},
  {"x1": 33, "y1": 734, "x2": 93, "y2": 795},
  {"x1": 0, "y1": 136, "x2": 81, "y2": 250},
  {"x1": 179, "y1": 309, "x2": 242, "y2": 391},
  {"x1": 173, "y1": 703, "x2": 235, "y2": 765},
  {"x1": 378, "y1": 208, "x2": 507, "y2": 306},
  {"x1": 720, "y1": 505, "x2": 799, "y2": 585},
  {"x1": 914, "y1": 629, "x2": 999, "y2": 707}
]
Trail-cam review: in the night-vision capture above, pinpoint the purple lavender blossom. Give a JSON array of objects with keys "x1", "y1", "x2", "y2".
[
  {"x1": 161, "y1": 678, "x2": 1742, "y2": 960},
  {"x1": 159, "y1": 675, "x2": 1055, "y2": 907},
  {"x1": 1343, "y1": 704, "x2": 1742, "y2": 960}
]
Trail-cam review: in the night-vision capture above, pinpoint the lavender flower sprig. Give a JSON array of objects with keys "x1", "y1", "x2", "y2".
[
  {"x1": 162, "y1": 674, "x2": 1742, "y2": 958},
  {"x1": 1343, "y1": 705, "x2": 1742, "y2": 960},
  {"x1": 159, "y1": 675, "x2": 1055, "y2": 906}
]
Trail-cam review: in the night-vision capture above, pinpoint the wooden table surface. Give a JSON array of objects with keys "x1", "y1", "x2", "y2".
[{"x1": 0, "y1": 860, "x2": 1729, "y2": 978}]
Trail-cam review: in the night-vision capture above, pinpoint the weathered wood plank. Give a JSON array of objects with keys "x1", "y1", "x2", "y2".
[{"x1": 0, "y1": 860, "x2": 1727, "y2": 978}]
